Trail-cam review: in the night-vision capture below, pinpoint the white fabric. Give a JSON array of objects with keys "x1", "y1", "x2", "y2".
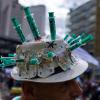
[{"x1": 73, "y1": 48, "x2": 99, "y2": 66}]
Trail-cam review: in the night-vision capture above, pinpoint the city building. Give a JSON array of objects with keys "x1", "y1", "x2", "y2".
[
  {"x1": 68, "y1": 0, "x2": 97, "y2": 55},
  {"x1": 0, "y1": 0, "x2": 22, "y2": 55},
  {"x1": 0, "y1": 0, "x2": 46, "y2": 55}
]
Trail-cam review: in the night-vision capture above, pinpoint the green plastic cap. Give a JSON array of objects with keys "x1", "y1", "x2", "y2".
[
  {"x1": 8, "y1": 53, "x2": 16, "y2": 57},
  {"x1": 12, "y1": 18, "x2": 19, "y2": 27},
  {"x1": 72, "y1": 34, "x2": 77, "y2": 39},
  {"x1": 30, "y1": 58, "x2": 40, "y2": 65},
  {"x1": 24, "y1": 7, "x2": 31, "y2": 17},
  {"x1": 64, "y1": 34, "x2": 69, "y2": 40},
  {"x1": 80, "y1": 33, "x2": 85, "y2": 38},
  {"x1": 47, "y1": 51, "x2": 56, "y2": 58},
  {"x1": 49, "y1": 12, "x2": 54, "y2": 17},
  {"x1": 82, "y1": 34, "x2": 94, "y2": 44}
]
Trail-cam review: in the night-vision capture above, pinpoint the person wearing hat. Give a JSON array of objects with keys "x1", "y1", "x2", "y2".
[
  {"x1": 11, "y1": 38, "x2": 88, "y2": 100},
  {"x1": 0, "y1": 7, "x2": 93, "y2": 100}
]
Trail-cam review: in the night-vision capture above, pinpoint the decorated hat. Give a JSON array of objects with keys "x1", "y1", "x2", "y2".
[{"x1": 0, "y1": 7, "x2": 93, "y2": 83}]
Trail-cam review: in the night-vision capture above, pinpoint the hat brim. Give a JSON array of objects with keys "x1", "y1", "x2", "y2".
[{"x1": 11, "y1": 58, "x2": 88, "y2": 83}]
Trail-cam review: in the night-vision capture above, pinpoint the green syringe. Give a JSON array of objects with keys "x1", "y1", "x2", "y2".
[
  {"x1": 12, "y1": 18, "x2": 26, "y2": 43},
  {"x1": 49, "y1": 12, "x2": 56, "y2": 41},
  {"x1": 69, "y1": 34, "x2": 94, "y2": 51},
  {"x1": 24, "y1": 7, "x2": 41, "y2": 40}
]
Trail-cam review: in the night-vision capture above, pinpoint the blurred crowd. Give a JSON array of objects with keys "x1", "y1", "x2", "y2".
[
  {"x1": 77, "y1": 68, "x2": 100, "y2": 100},
  {"x1": 0, "y1": 68, "x2": 100, "y2": 100},
  {"x1": 0, "y1": 69, "x2": 22, "y2": 100}
]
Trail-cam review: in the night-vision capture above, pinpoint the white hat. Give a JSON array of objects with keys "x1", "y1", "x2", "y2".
[{"x1": 11, "y1": 39, "x2": 88, "y2": 83}]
